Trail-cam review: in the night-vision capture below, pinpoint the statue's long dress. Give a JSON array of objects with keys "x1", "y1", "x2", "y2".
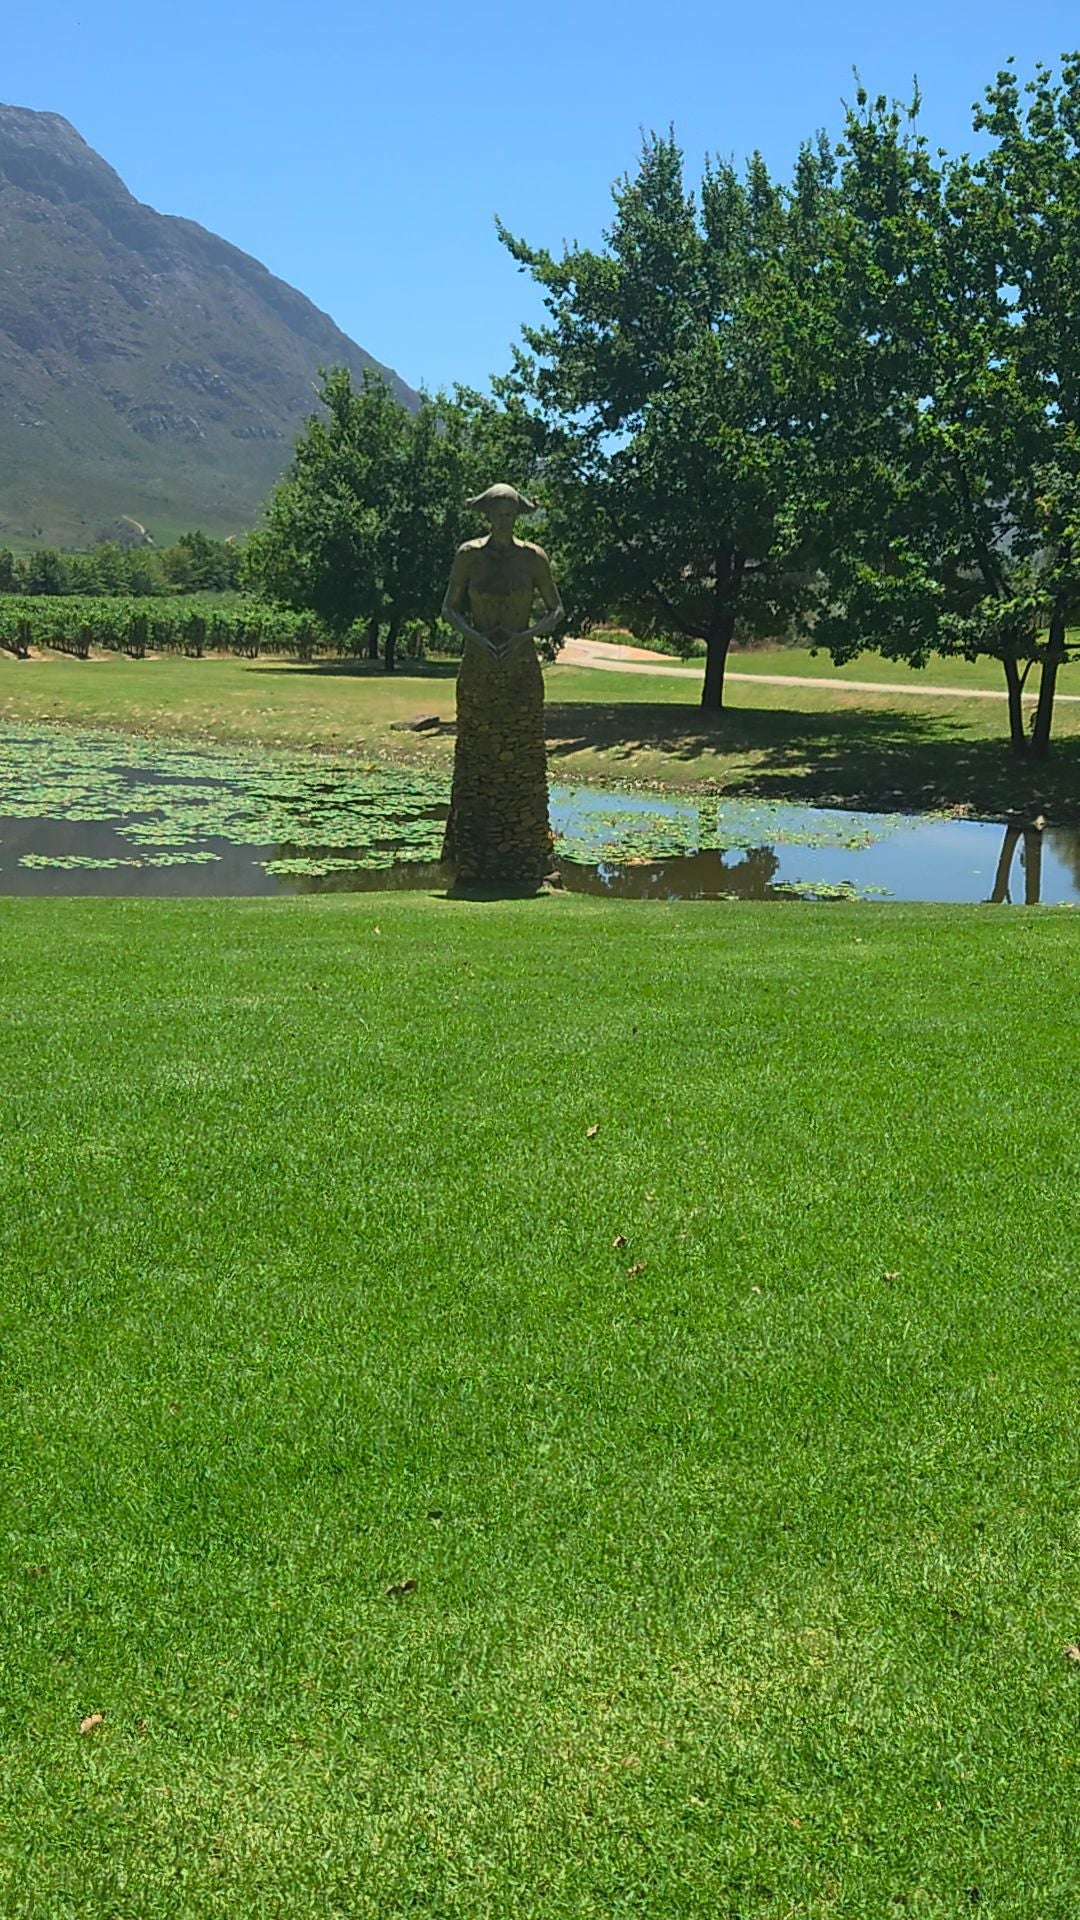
[{"x1": 441, "y1": 637, "x2": 554, "y2": 884}]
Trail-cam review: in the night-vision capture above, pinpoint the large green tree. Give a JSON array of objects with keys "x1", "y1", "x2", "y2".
[
  {"x1": 499, "y1": 133, "x2": 842, "y2": 709},
  {"x1": 245, "y1": 368, "x2": 396, "y2": 652},
  {"x1": 817, "y1": 65, "x2": 1080, "y2": 758}
]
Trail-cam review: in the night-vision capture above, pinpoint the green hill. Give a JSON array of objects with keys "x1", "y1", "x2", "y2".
[{"x1": 0, "y1": 104, "x2": 418, "y2": 547}]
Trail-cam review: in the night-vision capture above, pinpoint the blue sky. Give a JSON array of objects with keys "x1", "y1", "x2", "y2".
[{"x1": 7, "y1": 1, "x2": 1080, "y2": 394}]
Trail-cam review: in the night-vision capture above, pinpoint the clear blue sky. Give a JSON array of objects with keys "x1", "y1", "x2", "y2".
[{"x1": 7, "y1": 0, "x2": 1080, "y2": 394}]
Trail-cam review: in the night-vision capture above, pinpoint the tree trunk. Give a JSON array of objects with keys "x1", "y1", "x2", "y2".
[
  {"x1": 366, "y1": 614, "x2": 381, "y2": 662},
  {"x1": 383, "y1": 612, "x2": 399, "y2": 674},
  {"x1": 1030, "y1": 607, "x2": 1067, "y2": 760},
  {"x1": 1001, "y1": 657, "x2": 1028, "y2": 756},
  {"x1": 700, "y1": 549, "x2": 745, "y2": 713},
  {"x1": 700, "y1": 609, "x2": 736, "y2": 710}
]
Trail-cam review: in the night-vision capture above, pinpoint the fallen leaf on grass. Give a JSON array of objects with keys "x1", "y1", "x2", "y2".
[
  {"x1": 883, "y1": 1271, "x2": 901, "y2": 1282},
  {"x1": 586, "y1": 1124, "x2": 601, "y2": 1138},
  {"x1": 385, "y1": 1578, "x2": 418, "y2": 1599},
  {"x1": 1065, "y1": 1643, "x2": 1080, "y2": 1665},
  {"x1": 612, "y1": 1234, "x2": 628, "y2": 1250},
  {"x1": 628, "y1": 1261, "x2": 648, "y2": 1277},
  {"x1": 79, "y1": 1714, "x2": 104, "y2": 1735}
]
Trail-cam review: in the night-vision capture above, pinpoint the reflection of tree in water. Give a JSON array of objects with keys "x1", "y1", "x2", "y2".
[
  {"x1": 989, "y1": 825, "x2": 1044, "y2": 904},
  {"x1": 563, "y1": 845, "x2": 782, "y2": 901},
  {"x1": 274, "y1": 841, "x2": 787, "y2": 902},
  {"x1": 1045, "y1": 828, "x2": 1080, "y2": 896}
]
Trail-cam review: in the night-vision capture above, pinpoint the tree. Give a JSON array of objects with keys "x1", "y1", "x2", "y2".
[
  {"x1": 245, "y1": 368, "x2": 392, "y2": 643},
  {"x1": 364, "y1": 390, "x2": 463, "y2": 672},
  {"x1": 974, "y1": 56, "x2": 1080, "y2": 756},
  {"x1": 816, "y1": 67, "x2": 1080, "y2": 758},
  {"x1": 246, "y1": 371, "x2": 544, "y2": 668},
  {"x1": 163, "y1": 530, "x2": 240, "y2": 593},
  {"x1": 124, "y1": 548, "x2": 167, "y2": 597},
  {"x1": 24, "y1": 548, "x2": 68, "y2": 595},
  {"x1": 91, "y1": 542, "x2": 128, "y2": 594},
  {"x1": 498, "y1": 132, "x2": 842, "y2": 709}
]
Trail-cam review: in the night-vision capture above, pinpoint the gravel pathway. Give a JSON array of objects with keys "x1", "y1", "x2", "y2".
[{"x1": 560, "y1": 637, "x2": 1080, "y2": 702}]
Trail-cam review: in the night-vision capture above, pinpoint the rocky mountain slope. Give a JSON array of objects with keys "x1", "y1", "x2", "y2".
[{"x1": 0, "y1": 105, "x2": 417, "y2": 546}]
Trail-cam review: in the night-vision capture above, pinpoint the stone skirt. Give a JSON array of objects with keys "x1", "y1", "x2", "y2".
[{"x1": 441, "y1": 640, "x2": 554, "y2": 884}]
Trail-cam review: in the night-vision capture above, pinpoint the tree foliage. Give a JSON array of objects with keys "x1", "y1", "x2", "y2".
[
  {"x1": 0, "y1": 533, "x2": 242, "y2": 599},
  {"x1": 498, "y1": 132, "x2": 842, "y2": 708},
  {"x1": 495, "y1": 59, "x2": 1080, "y2": 752},
  {"x1": 244, "y1": 370, "x2": 543, "y2": 669},
  {"x1": 814, "y1": 67, "x2": 1080, "y2": 755}
]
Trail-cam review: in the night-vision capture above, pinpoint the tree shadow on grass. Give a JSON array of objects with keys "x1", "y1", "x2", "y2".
[{"x1": 545, "y1": 699, "x2": 1080, "y2": 821}]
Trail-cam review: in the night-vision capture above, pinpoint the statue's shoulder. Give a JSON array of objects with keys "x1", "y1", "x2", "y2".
[
  {"x1": 456, "y1": 537, "x2": 487, "y2": 556},
  {"x1": 517, "y1": 539, "x2": 551, "y2": 564}
]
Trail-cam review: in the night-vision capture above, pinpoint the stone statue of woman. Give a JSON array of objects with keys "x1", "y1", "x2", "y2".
[{"x1": 440, "y1": 484, "x2": 564, "y2": 885}]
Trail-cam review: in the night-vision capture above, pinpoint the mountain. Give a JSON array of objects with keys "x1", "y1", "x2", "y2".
[{"x1": 0, "y1": 105, "x2": 418, "y2": 547}]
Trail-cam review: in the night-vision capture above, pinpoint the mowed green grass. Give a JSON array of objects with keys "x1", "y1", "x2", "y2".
[
  {"x1": 689, "y1": 644, "x2": 1080, "y2": 695},
  {"x1": 2, "y1": 893, "x2": 1078, "y2": 1917},
  {"x1": 6, "y1": 648, "x2": 1080, "y2": 748}
]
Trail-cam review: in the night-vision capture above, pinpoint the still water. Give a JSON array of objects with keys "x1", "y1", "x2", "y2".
[{"x1": 1, "y1": 726, "x2": 1077, "y2": 904}]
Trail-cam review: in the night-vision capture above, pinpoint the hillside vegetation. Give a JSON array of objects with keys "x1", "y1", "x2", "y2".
[{"x1": 0, "y1": 104, "x2": 416, "y2": 546}]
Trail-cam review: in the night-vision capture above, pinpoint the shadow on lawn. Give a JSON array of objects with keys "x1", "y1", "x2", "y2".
[{"x1": 545, "y1": 699, "x2": 1080, "y2": 821}]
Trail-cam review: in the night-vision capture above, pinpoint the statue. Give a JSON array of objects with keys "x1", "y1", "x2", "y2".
[{"x1": 440, "y1": 484, "x2": 564, "y2": 885}]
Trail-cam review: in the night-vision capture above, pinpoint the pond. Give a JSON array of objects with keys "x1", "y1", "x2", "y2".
[{"x1": 1, "y1": 722, "x2": 1077, "y2": 905}]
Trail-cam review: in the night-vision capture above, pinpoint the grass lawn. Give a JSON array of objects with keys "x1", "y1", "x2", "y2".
[
  {"x1": 3, "y1": 650, "x2": 1079, "y2": 820},
  {"x1": 2, "y1": 892, "x2": 1078, "y2": 1916},
  {"x1": 580, "y1": 631, "x2": 1080, "y2": 695},
  {"x1": 727, "y1": 645, "x2": 1080, "y2": 695}
]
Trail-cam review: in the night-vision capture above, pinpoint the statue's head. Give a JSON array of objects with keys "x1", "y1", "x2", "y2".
[{"x1": 467, "y1": 483, "x2": 536, "y2": 534}]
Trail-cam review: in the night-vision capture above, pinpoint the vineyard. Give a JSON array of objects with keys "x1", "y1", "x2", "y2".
[{"x1": 0, "y1": 595, "x2": 341, "y2": 662}]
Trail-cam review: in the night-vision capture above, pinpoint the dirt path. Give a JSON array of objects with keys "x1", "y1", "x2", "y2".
[{"x1": 559, "y1": 637, "x2": 1080, "y2": 703}]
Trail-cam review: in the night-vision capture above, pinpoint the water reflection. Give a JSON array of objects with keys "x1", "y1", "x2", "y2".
[
  {"x1": 3, "y1": 814, "x2": 1078, "y2": 904},
  {"x1": 988, "y1": 826, "x2": 1043, "y2": 905},
  {"x1": 561, "y1": 846, "x2": 782, "y2": 900}
]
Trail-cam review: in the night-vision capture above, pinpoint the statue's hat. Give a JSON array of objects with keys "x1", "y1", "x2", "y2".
[{"x1": 466, "y1": 483, "x2": 536, "y2": 516}]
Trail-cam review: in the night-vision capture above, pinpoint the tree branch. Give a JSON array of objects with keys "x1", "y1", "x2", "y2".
[
  {"x1": 944, "y1": 450, "x2": 1007, "y2": 599},
  {"x1": 649, "y1": 581, "x2": 707, "y2": 641}
]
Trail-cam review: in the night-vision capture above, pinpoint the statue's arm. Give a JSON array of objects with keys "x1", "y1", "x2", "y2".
[
  {"x1": 441, "y1": 547, "x2": 493, "y2": 653},
  {"x1": 513, "y1": 548, "x2": 564, "y2": 643}
]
